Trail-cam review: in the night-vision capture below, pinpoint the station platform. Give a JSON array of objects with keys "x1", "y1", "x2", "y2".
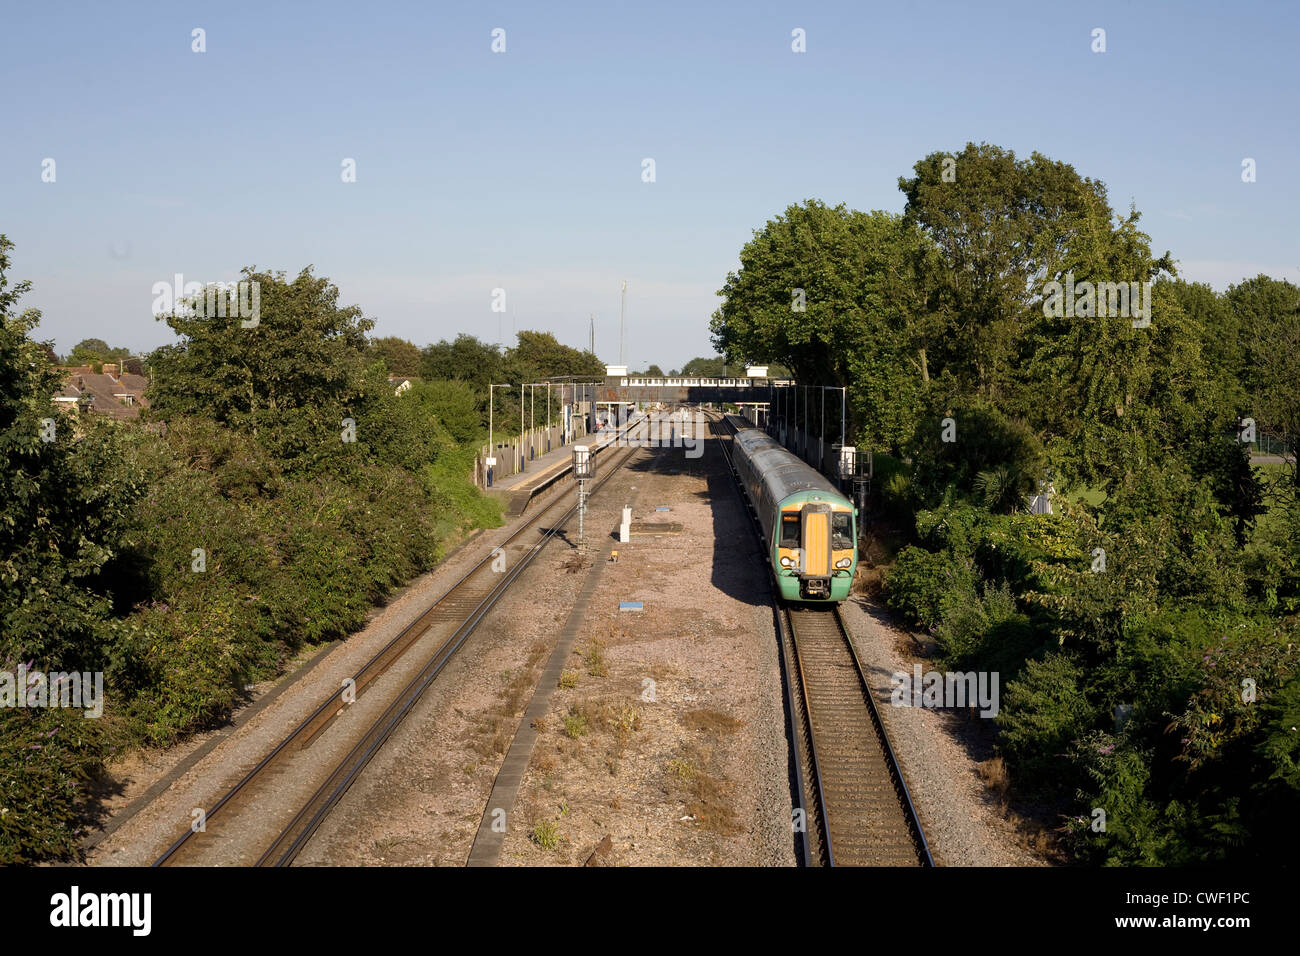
[{"x1": 485, "y1": 425, "x2": 631, "y2": 516}]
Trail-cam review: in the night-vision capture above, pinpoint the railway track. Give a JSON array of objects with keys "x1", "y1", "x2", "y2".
[
  {"x1": 712, "y1": 413, "x2": 931, "y2": 867},
  {"x1": 153, "y1": 418, "x2": 648, "y2": 867},
  {"x1": 782, "y1": 605, "x2": 931, "y2": 866}
]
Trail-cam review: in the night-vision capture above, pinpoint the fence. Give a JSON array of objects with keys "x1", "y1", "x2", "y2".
[
  {"x1": 1251, "y1": 431, "x2": 1295, "y2": 459},
  {"x1": 474, "y1": 417, "x2": 591, "y2": 488}
]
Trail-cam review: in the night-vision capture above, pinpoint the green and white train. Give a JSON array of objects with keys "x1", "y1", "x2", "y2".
[{"x1": 723, "y1": 415, "x2": 857, "y2": 602}]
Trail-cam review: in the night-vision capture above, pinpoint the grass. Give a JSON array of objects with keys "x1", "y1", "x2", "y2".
[
  {"x1": 584, "y1": 639, "x2": 608, "y2": 677},
  {"x1": 977, "y1": 756, "x2": 1010, "y2": 798},
  {"x1": 558, "y1": 669, "x2": 579, "y2": 689},
  {"x1": 1062, "y1": 483, "x2": 1106, "y2": 508},
  {"x1": 531, "y1": 818, "x2": 560, "y2": 850},
  {"x1": 667, "y1": 757, "x2": 697, "y2": 781},
  {"x1": 683, "y1": 709, "x2": 743, "y2": 734},
  {"x1": 421, "y1": 443, "x2": 505, "y2": 531},
  {"x1": 563, "y1": 712, "x2": 589, "y2": 739},
  {"x1": 666, "y1": 744, "x2": 742, "y2": 835}
]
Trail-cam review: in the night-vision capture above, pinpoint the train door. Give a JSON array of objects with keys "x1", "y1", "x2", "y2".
[{"x1": 801, "y1": 502, "x2": 832, "y2": 577}]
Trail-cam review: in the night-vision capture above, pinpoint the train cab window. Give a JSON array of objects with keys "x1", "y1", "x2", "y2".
[
  {"x1": 831, "y1": 513, "x2": 853, "y2": 550},
  {"x1": 780, "y1": 512, "x2": 801, "y2": 549}
]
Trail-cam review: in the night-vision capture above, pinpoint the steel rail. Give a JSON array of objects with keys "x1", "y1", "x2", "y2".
[{"x1": 153, "y1": 418, "x2": 646, "y2": 866}]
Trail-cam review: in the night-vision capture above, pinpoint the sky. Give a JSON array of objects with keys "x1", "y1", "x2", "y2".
[{"x1": 2, "y1": 0, "x2": 1297, "y2": 371}]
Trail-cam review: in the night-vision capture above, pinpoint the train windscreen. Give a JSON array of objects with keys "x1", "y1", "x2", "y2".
[
  {"x1": 832, "y1": 513, "x2": 853, "y2": 550},
  {"x1": 780, "y1": 512, "x2": 800, "y2": 548}
]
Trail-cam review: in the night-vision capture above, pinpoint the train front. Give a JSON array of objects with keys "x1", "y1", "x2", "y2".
[{"x1": 775, "y1": 497, "x2": 856, "y2": 601}]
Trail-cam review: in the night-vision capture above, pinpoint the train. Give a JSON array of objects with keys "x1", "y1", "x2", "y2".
[{"x1": 722, "y1": 414, "x2": 857, "y2": 602}]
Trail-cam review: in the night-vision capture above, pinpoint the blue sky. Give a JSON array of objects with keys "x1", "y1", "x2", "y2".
[{"x1": 2, "y1": 0, "x2": 1297, "y2": 370}]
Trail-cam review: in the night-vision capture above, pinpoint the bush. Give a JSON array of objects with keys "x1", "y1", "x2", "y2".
[
  {"x1": 996, "y1": 652, "x2": 1096, "y2": 787},
  {"x1": 905, "y1": 396, "x2": 1045, "y2": 512},
  {"x1": 0, "y1": 706, "x2": 110, "y2": 863},
  {"x1": 935, "y1": 580, "x2": 1038, "y2": 674},
  {"x1": 884, "y1": 545, "x2": 973, "y2": 630}
]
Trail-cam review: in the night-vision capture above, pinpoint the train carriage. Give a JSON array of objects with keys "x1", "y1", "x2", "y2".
[{"x1": 724, "y1": 415, "x2": 857, "y2": 602}]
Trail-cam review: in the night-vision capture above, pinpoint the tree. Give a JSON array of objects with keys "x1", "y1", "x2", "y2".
[
  {"x1": 506, "y1": 330, "x2": 604, "y2": 379},
  {"x1": 420, "y1": 334, "x2": 504, "y2": 391},
  {"x1": 899, "y1": 143, "x2": 1174, "y2": 414},
  {"x1": 368, "y1": 336, "x2": 422, "y2": 377},
  {"x1": 681, "y1": 356, "x2": 728, "y2": 377},
  {"x1": 408, "y1": 379, "x2": 483, "y2": 444},
  {"x1": 0, "y1": 235, "x2": 142, "y2": 667},
  {"x1": 67, "y1": 337, "x2": 129, "y2": 368},
  {"x1": 709, "y1": 201, "x2": 930, "y2": 451},
  {"x1": 147, "y1": 266, "x2": 374, "y2": 442},
  {"x1": 1228, "y1": 275, "x2": 1300, "y2": 454}
]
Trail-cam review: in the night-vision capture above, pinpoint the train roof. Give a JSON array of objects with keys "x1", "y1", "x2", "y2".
[{"x1": 729, "y1": 418, "x2": 850, "y2": 506}]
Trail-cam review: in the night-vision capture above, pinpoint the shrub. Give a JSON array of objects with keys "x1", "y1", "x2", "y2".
[
  {"x1": 563, "y1": 713, "x2": 588, "y2": 739},
  {"x1": 884, "y1": 545, "x2": 973, "y2": 631},
  {"x1": 905, "y1": 397, "x2": 1045, "y2": 512},
  {"x1": 531, "y1": 817, "x2": 559, "y2": 850},
  {"x1": 996, "y1": 653, "x2": 1096, "y2": 786},
  {"x1": 0, "y1": 706, "x2": 110, "y2": 863},
  {"x1": 934, "y1": 579, "x2": 1037, "y2": 673}
]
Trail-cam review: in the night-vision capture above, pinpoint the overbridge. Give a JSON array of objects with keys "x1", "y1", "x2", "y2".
[
  {"x1": 583, "y1": 366, "x2": 866, "y2": 505},
  {"x1": 592, "y1": 374, "x2": 790, "y2": 405}
]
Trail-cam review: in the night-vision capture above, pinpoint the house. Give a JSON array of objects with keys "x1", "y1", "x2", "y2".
[{"x1": 52, "y1": 364, "x2": 149, "y2": 420}]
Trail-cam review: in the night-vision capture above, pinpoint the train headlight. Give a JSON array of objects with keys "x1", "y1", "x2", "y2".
[
  {"x1": 835, "y1": 557, "x2": 852, "y2": 569},
  {"x1": 780, "y1": 556, "x2": 794, "y2": 568}
]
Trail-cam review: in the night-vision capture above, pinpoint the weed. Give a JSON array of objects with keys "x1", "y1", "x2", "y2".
[
  {"x1": 531, "y1": 818, "x2": 560, "y2": 850},
  {"x1": 585, "y1": 639, "x2": 608, "y2": 677},
  {"x1": 563, "y1": 713, "x2": 589, "y2": 739},
  {"x1": 614, "y1": 704, "x2": 641, "y2": 735},
  {"x1": 977, "y1": 756, "x2": 1010, "y2": 798},
  {"x1": 684, "y1": 709, "x2": 743, "y2": 734},
  {"x1": 668, "y1": 757, "x2": 697, "y2": 781}
]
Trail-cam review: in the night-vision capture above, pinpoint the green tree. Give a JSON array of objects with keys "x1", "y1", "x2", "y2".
[
  {"x1": 506, "y1": 330, "x2": 604, "y2": 379},
  {"x1": 681, "y1": 355, "x2": 728, "y2": 377},
  {"x1": 1228, "y1": 275, "x2": 1300, "y2": 458},
  {"x1": 710, "y1": 201, "x2": 930, "y2": 451},
  {"x1": 420, "y1": 334, "x2": 504, "y2": 391},
  {"x1": 147, "y1": 267, "x2": 374, "y2": 447},
  {"x1": 408, "y1": 379, "x2": 483, "y2": 444},
  {"x1": 0, "y1": 236, "x2": 143, "y2": 667},
  {"x1": 67, "y1": 337, "x2": 130, "y2": 369},
  {"x1": 1, "y1": 236, "x2": 141, "y2": 862},
  {"x1": 368, "y1": 335, "x2": 422, "y2": 377}
]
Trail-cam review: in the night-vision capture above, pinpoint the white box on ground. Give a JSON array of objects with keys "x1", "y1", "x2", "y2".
[{"x1": 619, "y1": 523, "x2": 630, "y2": 543}]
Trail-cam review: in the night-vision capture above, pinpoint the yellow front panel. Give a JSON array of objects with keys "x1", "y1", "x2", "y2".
[{"x1": 804, "y1": 511, "x2": 829, "y2": 575}]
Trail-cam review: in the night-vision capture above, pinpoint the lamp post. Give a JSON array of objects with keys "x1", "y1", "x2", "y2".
[
  {"x1": 524, "y1": 382, "x2": 549, "y2": 461},
  {"x1": 488, "y1": 383, "x2": 511, "y2": 487}
]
